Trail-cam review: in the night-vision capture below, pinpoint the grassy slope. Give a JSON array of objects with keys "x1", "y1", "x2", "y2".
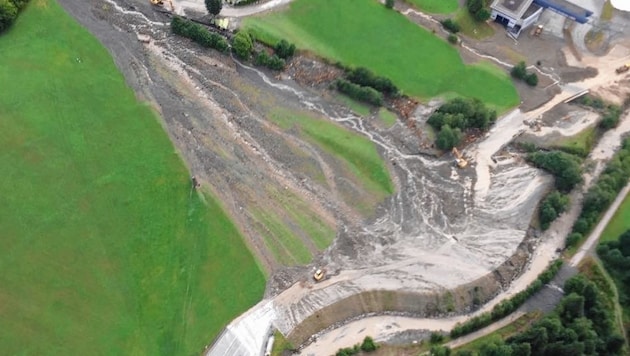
[
  {"x1": 601, "y1": 190, "x2": 630, "y2": 242},
  {"x1": 404, "y1": 0, "x2": 458, "y2": 13},
  {"x1": 0, "y1": 1, "x2": 264, "y2": 354},
  {"x1": 243, "y1": 0, "x2": 517, "y2": 111}
]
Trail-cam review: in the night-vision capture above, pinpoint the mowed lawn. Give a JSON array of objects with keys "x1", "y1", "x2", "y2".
[
  {"x1": 243, "y1": 0, "x2": 519, "y2": 111},
  {"x1": 600, "y1": 190, "x2": 630, "y2": 243},
  {"x1": 0, "y1": 1, "x2": 264, "y2": 355},
  {"x1": 405, "y1": 0, "x2": 459, "y2": 13}
]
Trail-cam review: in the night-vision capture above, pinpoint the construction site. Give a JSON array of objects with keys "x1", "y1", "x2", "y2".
[{"x1": 52, "y1": 0, "x2": 630, "y2": 354}]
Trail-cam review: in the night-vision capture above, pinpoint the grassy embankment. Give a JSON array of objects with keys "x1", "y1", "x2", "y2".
[
  {"x1": 600, "y1": 191, "x2": 630, "y2": 243},
  {"x1": 404, "y1": 0, "x2": 458, "y2": 14},
  {"x1": 0, "y1": 1, "x2": 264, "y2": 354},
  {"x1": 243, "y1": 0, "x2": 518, "y2": 112}
]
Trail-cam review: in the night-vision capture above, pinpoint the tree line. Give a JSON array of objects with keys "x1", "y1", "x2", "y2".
[
  {"x1": 334, "y1": 66, "x2": 399, "y2": 107},
  {"x1": 598, "y1": 229, "x2": 630, "y2": 332},
  {"x1": 450, "y1": 260, "x2": 563, "y2": 339},
  {"x1": 435, "y1": 272, "x2": 625, "y2": 355},
  {"x1": 0, "y1": 0, "x2": 28, "y2": 33},
  {"x1": 567, "y1": 137, "x2": 630, "y2": 248}
]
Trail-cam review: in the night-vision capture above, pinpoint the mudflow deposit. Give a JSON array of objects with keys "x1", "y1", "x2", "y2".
[{"x1": 57, "y1": 0, "x2": 630, "y2": 353}]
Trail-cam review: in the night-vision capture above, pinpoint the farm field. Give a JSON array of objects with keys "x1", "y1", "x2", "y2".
[
  {"x1": 243, "y1": 0, "x2": 519, "y2": 111},
  {"x1": 404, "y1": 0, "x2": 459, "y2": 14},
  {"x1": 600, "y1": 190, "x2": 630, "y2": 242},
  {"x1": 0, "y1": 1, "x2": 264, "y2": 355}
]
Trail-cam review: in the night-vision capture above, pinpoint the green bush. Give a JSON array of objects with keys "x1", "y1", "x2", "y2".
[
  {"x1": 510, "y1": 61, "x2": 527, "y2": 80},
  {"x1": 385, "y1": 0, "x2": 394, "y2": 9},
  {"x1": 430, "y1": 332, "x2": 445, "y2": 344},
  {"x1": 466, "y1": 0, "x2": 489, "y2": 22},
  {"x1": 336, "y1": 79, "x2": 383, "y2": 106},
  {"x1": 205, "y1": 0, "x2": 222, "y2": 16},
  {"x1": 525, "y1": 72, "x2": 538, "y2": 86},
  {"x1": 435, "y1": 124, "x2": 462, "y2": 150},
  {"x1": 274, "y1": 39, "x2": 296, "y2": 59},
  {"x1": 232, "y1": 30, "x2": 254, "y2": 60},
  {"x1": 360, "y1": 336, "x2": 378, "y2": 351},
  {"x1": 441, "y1": 18, "x2": 460, "y2": 33},
  {"x1": 539, "y1": 191, "x2": 570, "y2": 230},
  {"x1": 0, "y1": 0, "x2": 18, "y2": 33},
  {"x1": 447, "y1": 34, "x2": 458, "y2": 44}
]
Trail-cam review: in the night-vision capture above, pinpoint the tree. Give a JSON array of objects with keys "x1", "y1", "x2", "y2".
[
  {"x1": 436, "y1": 125, "x2": 462, "y2": 150},
  {"x1": 205, "y1": 0, "x2": 222, "y2": 16},
  {"x1": 511, "y1": 61, "x2": 527, "y2": 80},
  {"x1": 274, "y1": 39, "x2": 296, "y2": 59},
  {"x1": 232, "y1": 31, "x2": 253, "y2": 60},
  {"x1": 0, "y1": 0, "x2": 18, "y2": 32},
  {"x1": 360, "y1": 336, "x2": 377, "y2": 352},
  {"x1": 385, "y1": 0, "x2": 394, "y2": 9},
  {"x1": 525, "y1": 73, "x2": 538, "y2": 86}
]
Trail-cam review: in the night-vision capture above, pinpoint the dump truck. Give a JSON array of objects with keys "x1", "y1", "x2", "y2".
[{"x1": 616, "y1": 63, "x2": 630, "y2": 74}]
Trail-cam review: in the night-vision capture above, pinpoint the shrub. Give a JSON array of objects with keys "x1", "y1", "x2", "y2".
[
  {"x1": 441, "y1": 18, "x2": 460, "y2": 33},
  {"x1": 205, "y1": 0, "x2": 222, "y2": 16},
  {"x1": 511, "y1": 61, "x2": 527, "y2": 80},
  {"x1": 232, "y1": 31, "x2": 253, "y2": 60},
  {"x1": 360, "y1": 336, "x2": 378, "y2": 351},
  {"x1": 447, "y1": 34, "x2": 458, "y2": 44},
  {"x1": 430, "y1": 332, "x2": 445, "y2": 344},
  {"x1": 0, "y1": 0, "x2": 18, "y2": 33},
  {"x1": 467, "y1": 0, "x2": 490, "y2": 22},
  {"x1": 525, "y1": 72, "x2": 538, "y2": 86},
  {"x1": 336, "y1": 79, "x2": 383, "y2": 106},
  {"x1": 539, "y1": 191, "x2": 570, "y2": 230},
  {"x1": 274, "y1": 39, "x2": 296, "y2": 59},
  {"x1": 385, "y1": 0, "x2": 394, "y2": 9},
  {"x1": 436, "y1": 125, "x2": 462, "y2": 150}
]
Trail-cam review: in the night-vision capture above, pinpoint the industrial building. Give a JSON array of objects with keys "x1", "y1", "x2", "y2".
[{"x1": 490, "y1": 0, "x2": 594, "y2": 38}]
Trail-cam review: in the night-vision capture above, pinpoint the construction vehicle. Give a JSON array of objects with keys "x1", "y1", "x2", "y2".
[
  {"x1": 452, "y1": 147, "x2": 468, "y2": 168},
  {"x1": 150, "y1": 0, "x2": 174, "y2": 12},
  {"x1": 616, "y1": 63, "x2": 630, "y2": 74},
  {"x1": 313, "y1": 268, "x2": 325, "y2": 282}
]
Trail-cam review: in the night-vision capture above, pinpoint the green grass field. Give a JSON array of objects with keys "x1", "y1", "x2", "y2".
[
  {"x1": 552, "y1": 126, "x2": 596, "y2": 157},
  {"x1": 244, "y1": 0, "x2": 518, "y2": 111},
  {"x1": 404, "y1": 0, "x2": 459, "y2": 13},
  {"x1": 0, "y1": 1, "x2": 264, "y2": 354},
  {"x1": 600, "y1": 190, "x2": 630, "y2": 243}
]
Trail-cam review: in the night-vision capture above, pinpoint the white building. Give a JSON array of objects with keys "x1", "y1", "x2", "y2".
[{"x1": 490, "y1": 0, "x2": 544, "y2": 38}]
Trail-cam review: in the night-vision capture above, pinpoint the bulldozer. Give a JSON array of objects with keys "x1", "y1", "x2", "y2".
[
  {"x1": 616, "y1": 63, "x2": 630, "y2": 74},
  {"x1": 313, "y1": 268, "x2": 325, "y2": 282},
  {"x1": 452, "y1": 147, "x2": 468, "y2": 168}
]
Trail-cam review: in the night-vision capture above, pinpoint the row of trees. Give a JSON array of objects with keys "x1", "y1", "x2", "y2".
[
  {"x1": 526, "y1": 150, "x2": 583, "y2": 193},
  {"x1": 427, "y1": 97, "x2": 497, "y2": 150},
  {"x1": 171, "y1": 16, "x2": 229, "y2": 52},
  {"x1": 232, "y1": 31, "x2": 296, "y2": 71},
  {"x1": 436, "y1": 273, "x2": 624, "y2": 356},
  {"x1": 335, "y1": 79, "x2": 383, "y2": 106},
  {"x1": 598, "y1": 230, "x2": 630, "y2": 321},
  {"x1": 511, "y1": 61, "x2": 539, "y2": 87},
  {"x1": 567, "y1": 138, "x2": 630, "y2": 247},
  {"x1": 346, "y1": 67, "x2": 399, "y2": 97},
  {"x1": 450, "y1": 260, "x2": 563, "y2": 338},
  {"x1": 0, "y1": 0, "x2": 28, "y2": 33}
]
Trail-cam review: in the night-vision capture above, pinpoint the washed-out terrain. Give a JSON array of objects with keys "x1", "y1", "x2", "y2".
[{"x1": 56, "y1": 0, "x2": 630, "y2": 353}]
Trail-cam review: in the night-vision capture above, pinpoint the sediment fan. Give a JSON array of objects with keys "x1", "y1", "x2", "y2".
[{"x1": 611, "y1": 0, "x2": 630, "y2": 11}]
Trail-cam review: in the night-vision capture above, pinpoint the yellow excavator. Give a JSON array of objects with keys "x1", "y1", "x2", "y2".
[
  {"x1": 616, "y1": 63, "x2": 630, "y2": 74},
  {"x1": 452, "y1": 147, "x2": 468, "y2": 168},
  {"x1": 150, "y1": 0, "x2": 174, "y2": 12}
]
